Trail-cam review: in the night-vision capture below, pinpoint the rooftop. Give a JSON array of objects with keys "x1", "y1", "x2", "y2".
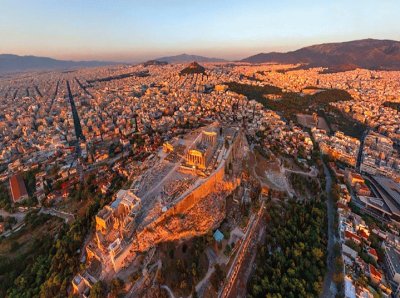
[
  {"x1": 9, "y1": 174, "x2": 28, "y2": 202},
  {"x1": 213, "y1": 229, "x2": 224, "y2": 242},
  {"x1": 385, "y1": 245, "x2": 400, "y2": 274},
  {"x1": 374, "y1": 175, "x2": 400, "y2": 205}
]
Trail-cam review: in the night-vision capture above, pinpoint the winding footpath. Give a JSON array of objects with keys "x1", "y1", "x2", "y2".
[{"x1": 161, "y1": 285, "x2": 176, "y2": 298}]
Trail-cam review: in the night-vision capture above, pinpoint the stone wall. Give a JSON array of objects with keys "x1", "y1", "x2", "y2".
[
  {"x1": 112, "y1": 130, "x2": 245, "y2": 272},
  {"x1": 157, "y1": 129, "x2": 244, "y2": 220},
  {"x1": 170, "y1": 164, "x2": 226, "y2": 215}
]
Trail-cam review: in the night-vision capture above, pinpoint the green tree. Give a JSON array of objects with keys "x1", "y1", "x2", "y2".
[{"x1": 90, "y1": 281, "x2": 106, "y2": 298}]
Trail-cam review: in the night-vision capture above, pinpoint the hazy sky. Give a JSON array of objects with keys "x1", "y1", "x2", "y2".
[{"x1": 1, "y1": 0, "x2": 399, "y2": 62}]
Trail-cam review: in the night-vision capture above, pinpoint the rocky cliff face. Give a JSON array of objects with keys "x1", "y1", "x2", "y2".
[
  {"x1": 134, "y1": 178, "x2": 240, "y2": 253},
  {"x1": 138, "y1": 190, "x2": 226, "y2": 250}
]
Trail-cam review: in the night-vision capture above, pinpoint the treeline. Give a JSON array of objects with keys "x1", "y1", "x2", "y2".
[
  {"x1": 3, "y1": 174, "x2": 126, "y2": 297},
  {"x1": 288, "y1": 173, "x2": 320, "y2": 199},
  {"x1": 247, "y1": 198, "x2": 327, "y2": 298},
  {"x1": 3, "y1": 202, "x2": 98, "y2": 297},
  {"x1": 225, "y1": 82, "x2": 282, "y2": 99},
  {"x1": 37, "y1": 199, "x2": 102, "y2": 297},
  {"x1": 328, "y1": 173, "x2": 345, "y2": 295},
  {"x1": 0, "y1": 212, "x2": 57, "y2": 297},
  {"x1": 22, "y1": 169, "x2": 38, "y2": 198},
  {"x1": 226, "y1": 82, "x2": 352, "y2": 120},
  {"x1": 0, "y1": 183, "x2": 12, "y2": 212},
  {"x1": 383, "y1": 101, "x2": 400, "y2": 112},
  {"x1": 323, "y1": 106, "x2": 367, "y2": 139},
  {"x1": 275, "y1": 90, "x2": 353, "y2": 120}
]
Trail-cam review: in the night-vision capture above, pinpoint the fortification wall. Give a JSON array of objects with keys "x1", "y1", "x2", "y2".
[
  {"x1": 155, "y1": 129, "x2": 244, "y2": 221},
  {"x1": 171, "y1": 164, "x2": 226, "y2": 215},
  {"x1": 112, "y1": 130, "x2": 244, "y2": 272}
]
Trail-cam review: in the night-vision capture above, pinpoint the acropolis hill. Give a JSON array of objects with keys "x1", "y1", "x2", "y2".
[{"x1": 75, "y1": 122, "x2": 247, "y2": 291}]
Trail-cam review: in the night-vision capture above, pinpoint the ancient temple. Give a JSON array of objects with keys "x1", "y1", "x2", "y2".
[{"x1": 185, "y1": 129, "x2": 218, "y2": 169}]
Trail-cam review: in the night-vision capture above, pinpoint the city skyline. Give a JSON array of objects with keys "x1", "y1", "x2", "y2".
[
  {"x1": 1, "y1": 0, "x2": 400, "y2": 62},
  {"x1": 2, "y1": 1, "x2": 400, "y2": 297}
]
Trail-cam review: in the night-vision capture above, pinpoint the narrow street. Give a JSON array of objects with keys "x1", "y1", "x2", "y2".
[{"x1": 320, "y1": 160, "x2": 337, "y2": 298}]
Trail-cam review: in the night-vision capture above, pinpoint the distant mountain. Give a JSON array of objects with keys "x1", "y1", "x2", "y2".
[
  {"x1": 156, "y1": 53, "x2": 226, "y2": 63},
  {"x1": 180, "y1": 62, "x2": 206, "y2": 75},
  {"x1": 142, "y1": 60, "x2": 168, "y2": 67},
  {"x1": 241, "y1": 39, "x2": 400, "y2": 71},
  {"x1": 0, "y1": 54, "x2": 118, "y2": 73}
]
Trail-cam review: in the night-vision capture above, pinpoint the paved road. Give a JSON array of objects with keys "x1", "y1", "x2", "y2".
[
  {"x1": 356, "y1": 129, "x2": 369, "y2": 171},
  {"x1": 220, "y1": 201, "x2": 265, "y2": 298},
  {"x1": 66, "y1": 80, "x2": 85, "y2": 142},
  {"x1": 320, "y1": 160, "x2": 337, "y2": 298},
  {"x1": 75, "y1": 77, "x2": 93, "y2": 98}
]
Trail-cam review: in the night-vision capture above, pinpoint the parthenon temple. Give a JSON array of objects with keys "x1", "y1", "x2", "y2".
[{"x1": 185, "y1": 129, "x2": 218, "y2": 170}]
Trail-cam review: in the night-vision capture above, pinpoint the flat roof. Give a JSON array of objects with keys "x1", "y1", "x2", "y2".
[
  {"x1": 73, "y1": 274, "x2": 83, "y2": 285},
  {"x1": 386, "y1": 245, "x2": 400, "y2": 274},
  {"x1": 345, "y1": 276, "x2": 356, "y2": 298},
  {"x1": 359, "y1": 196, "x2": 392, "y2": 215},
  {"x1": 366, "y1": 176, "x2": 400, "y2": 217},
  {"x1": 110, "y1": 197, "x2": 122, "y2": 209},
  {"x1": 213, "y1": 229, "x2": 224, "y2": 242},
  {"x1": 97, "y1": 206, "x2": 112, "y2": 220},
  {"x1": 374, "y1": 176, "x2": 400, "y2": 205}
]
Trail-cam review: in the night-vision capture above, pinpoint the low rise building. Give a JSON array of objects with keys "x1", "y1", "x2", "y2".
[
  {"x1": 9, "y1": 174, "x2": 28, "y2": 203},
  {"x1": 383, "y1": 243, "x2": 400, "y2": 296}
]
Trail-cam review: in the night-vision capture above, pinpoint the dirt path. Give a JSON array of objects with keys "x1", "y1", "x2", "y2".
[{"x1": 161, "y1": 285, "x2": 176, "y2": 298}]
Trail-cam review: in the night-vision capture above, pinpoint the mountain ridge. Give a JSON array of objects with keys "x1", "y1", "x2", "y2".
[
  {"x1": 3, "y1": 39, "x2": 400, "y2": 74},
  {"x1": 241, "y1": 39, "x2": 400, "y2": 71},
  {"x1": 0, "y1": 54, "x2": 119, "y2": 74},
  {"x1": 156, "y1": 53, "x2": 226, "y2": 63}
]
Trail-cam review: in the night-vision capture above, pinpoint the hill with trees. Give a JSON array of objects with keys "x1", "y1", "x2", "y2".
[
  {"x1": 156, "y1": 54, "x2": 225, "y2": 63},
  {"x1": 142, "y1": 60, "x2": 168, "y2": 67},
  {"x1": 180, "y1": 62, "x2": 206, "y2": 75},
  {"x1": 248, "y1": 198, "x2": 327, "y2": 297},
  {"x1": 226, "y1": 82, "x2": 352, "y2": 120},
  {"x1": 383, "y1": 101, "x2": 400, "y2": 112}
]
